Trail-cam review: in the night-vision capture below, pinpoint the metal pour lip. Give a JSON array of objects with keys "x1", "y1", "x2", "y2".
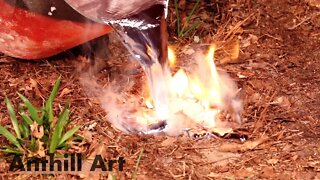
[{"x1": 64, "y1": 0, "x2": 167, "y2": 24}]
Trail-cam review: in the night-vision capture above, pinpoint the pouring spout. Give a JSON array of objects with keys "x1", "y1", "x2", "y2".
[
  {"x1": 64, "y1": 0, "x2": 169, "y2": 68},
  {"x1": 111, "y1": 4, "x2": 168, "y2": 68}
]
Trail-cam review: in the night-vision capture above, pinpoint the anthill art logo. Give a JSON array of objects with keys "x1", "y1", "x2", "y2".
[{"x1": 9, "y1": 153, "x2": 126, "y2": 174}]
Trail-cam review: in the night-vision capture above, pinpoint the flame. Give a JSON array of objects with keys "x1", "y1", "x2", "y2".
[
  {"x1": 97, "y1": 43, "x2": 242, "y2": 136},
  {"x1": 170, "y1": 69, "x2": 188, "y2": 97},
  {"x1": 168, "y1": 47, "x2": 176, "y2": 67},
  {"x1": 145, "y1": 97, "x2": 154, "y2": 109},
  {"x1": 137, "y1": 44, "x2": 241, "y2": 135}
]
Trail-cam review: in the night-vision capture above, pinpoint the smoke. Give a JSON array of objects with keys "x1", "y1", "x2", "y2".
[
  {"x1": 78, "y1": 40, "x2": 242, "y2": 136},
  {"x1": 79, "y1": 70, "x2": 146, "y2": 133}
]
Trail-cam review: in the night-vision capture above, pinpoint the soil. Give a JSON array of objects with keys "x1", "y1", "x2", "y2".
[{"x1": 0, "y1": 0, "x2": 320, "y2": 179}]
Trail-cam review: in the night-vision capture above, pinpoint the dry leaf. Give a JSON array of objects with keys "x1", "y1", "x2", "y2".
[
  {"x1": 51, "y1": 117, "x2": 58, "y2": 128},
  {"x1": 30, "y1": 78, "x2": 43, "y2": 98},
  {"x1": 87, "y1": 142, "x2": 108, "y2": 160},
  {"x1": 29, "y1": 78, "x2": 37, "y2": 88},
  {"x1": 291, "y1": 154, "x2": 299, "y2": 161},
  {"x1": 218, "y1": 135, "x2": 269, "y2": 152},
  {"x1": 59, "y1": 88, "x2": 72, "y2": 97},
  {"x1": 86, "y1": 122, "x2": 97, "y2": 131},
  {"x1": 235, "y1": 167, "x2": 255, "y2": 178},
  {"x1": 69, "y1": 140, "x2": 87, "y2": 154},
  {"x1": 30, "y1": 122, "x2": 44, "y2": 139},
  {"x1": 161, "y1": 137, "x2": 177, "y2": 147},
  {"x1": 260, "y1": 166, "x2": 276, "y2": 178},
  {"x1": 305, "y1": 0, "x2": 320, "y2": 8},
  {"x1": 37, "y1": 139, "x2": 45, "y2": 157},
  {"x1": 307, "y1": 161, "x2": 320, "y2": 169},
  {"x1": 271, "y1": 96, "x2": 291, "y2": 108},
  {"x1": 194, "y1": 36, "x2": 200, "y2": 43},
  {"x1": 237, "y1": 73, "x2": 247, "y2": 79},
  {"x1": 77, "y1": 160, "x2": 102, "y2": 179},
  {"x1": 241, "y1": 34, "x2": 259, "y2": 48},
  {"x1": 267, "y1": 158, "x2": 279, "y2": 165},
  {"x1": 212, "y1": 127, "x2": 234, "y2": 136},
  {"x1": 81, "y1": 130, "x2": 93, "y2": 143},
  {"x1": 250, "y1": 93, "x2": 262, "y2": 103},
  {"x1": 207, "y1": 172, "x2": 222, "y2": 178},
  {"x1": 219, "y1": 39, "x2": 241, "y2": 64},
  {"x1": 202, "y1": 149, "x2": 241, "y2": 166}
]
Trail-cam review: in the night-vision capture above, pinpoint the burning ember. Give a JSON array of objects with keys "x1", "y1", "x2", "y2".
[{"x1": 83, "y1": 44, "x2": 242, "y2": 137}]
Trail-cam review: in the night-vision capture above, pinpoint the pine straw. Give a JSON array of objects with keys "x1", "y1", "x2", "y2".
[{"x1": 1, "y1": 0, "x2": 320, "y2": 179}]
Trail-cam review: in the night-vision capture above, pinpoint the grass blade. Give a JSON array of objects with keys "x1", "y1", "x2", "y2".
[
  {"x1": 5, "y1": 97, "x2": 21, "y2": 139},
  {"x1": 0, "y1": 126, "x2": 21, "y2": 149},
  {"x1": 186, "y1": 0, "x2": 201, "y2": 24},
  {"x1": 49, "y1": 108, "x2": 69, "y2": 153},
  {"x1": 20, "y1": 121, "x2": 30, "y2": 138},
  {"x1": 1, "y1": 146, "x2": 23, "y2": 155},
  {"x1": 56, "y1": 108, "x2": 69, "y2": 137},
  {"x1": 20, "y1": 112, "x2": 33, "y2": 125},
  {"x1": 179, "y1": 0, "x2": 201, "y2": 36},
  {"x1": 29, "y1": 138, "x2": 37, "y2": 151},
  {"x1": 174, "y1": 0, "x2": 181, "y2": 35},
  {"x1": 58, "y1": 126, "x2": 80, "y2": 146},
  {"x1": 182, "y1": 20, "x2": 203, "y2": 37},
  {"x1": 132, "y1": 148, "x2": 144, "y2": 180},
  {"x1": 45, "y1": 77, "x2": 61, "y2": 123},
  {"x1": 112, "y1": 174, "x2": 116, "y2": 180},
  {"x1": 17, "y1": 93, "x2": 41, "y2": 124}
]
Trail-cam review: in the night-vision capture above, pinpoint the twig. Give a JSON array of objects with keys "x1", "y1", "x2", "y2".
[
  {"x1": 288, "y1": 12, "x2": 320, "y2": 30},
  {"x1": 260, "y1": 34, "x2": 283, "y2": 42},
  {"x1": 199, "y1": 156, "x2": 239, "y2": 166},
  {"x1": 169, "y1": 170, "x2": 185, "y2": 178},
  {"x1": 183, "y1": 146, "x2": 217, "y2": 150},
  {"x1": 252, "y1": 91, "x2": 277, "y2": 134},
  {"x1": 167, "y1": 145, "x2": 180, "y2": 156},
  {"x1": 224, "y1": 13, "x2": 254, "y2": 41}
]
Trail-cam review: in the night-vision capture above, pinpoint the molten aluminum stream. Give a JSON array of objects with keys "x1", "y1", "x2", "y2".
[{"x1": 99, "y1": 45, "x2": 242, "y2": 136}]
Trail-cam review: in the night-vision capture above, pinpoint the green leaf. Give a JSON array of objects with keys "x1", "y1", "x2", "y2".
[
  {"x1": 49, "y1": 108, "x2": 69, "y2": 153},
  {"x1": 20, "y1": 112, "x2": 33, "y2": 125},
  {"x1": 19, "y1": 122, "x2": 29, "y2": 139},
  {"x1": 186, "y1": 0, "x2": 201, "y2": 24},
  {"x1": 45, "y1": 77, "x2": 61, "y2": 123},
  {"x1": 31, "y1": 138, "x2": 38, "y2": 151},
  {"x1": 132, "y1": 148, "x2": 144, "y2": 180},
  {"x1": 72, "y1": 135, "x2": 84, "y2": 142},
  {"x1": 1, "y1": 146, "x2": 23, "y2": 155},
  {"x1": 182, "y1": 20, "x2": 203, "y2": 37},
  {"x1": 18, "y1": 124, "x2": 25, "y2": 138},
  {"x1": 174, "y1": 0, "x2": 181, "y2": 35},
  {"x1": 58, "y1": 126, "x2": 80, "y2": 146},
  {"x1": 5, "y1": 97, "x2": 21, "y2": 139},
  {"x1": 112, "y1": 174, "x2": 116, "y2": 180},
  {"x1": 17, "y1": 93, "x2": 41, "y2": 124},
  {"x1": 56, "y1": 108, "x2": 69, "y2": 136},
  {"x1": 57, "y1": 141, "x2": 68, "y2": 149},
  {"x1": 0, "y1": 126, "x2": 21, "y2": 148},
  {"x1": 179, "y1": 0, "x2": 201, "y2": 36}
]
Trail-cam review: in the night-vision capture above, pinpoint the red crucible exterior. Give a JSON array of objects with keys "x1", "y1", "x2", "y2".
[{"x1": 0, "y1": 0, "x2": 112, "y2": 59}]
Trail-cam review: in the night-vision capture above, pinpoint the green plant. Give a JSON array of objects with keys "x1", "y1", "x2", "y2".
[
  {"x1": 132, "y1": 148, "x2": 144, "y2": 180},
  {"x1": 0, "y1": 77, "x2": 80, "y2": 156},
  {"x1": 174, "y1": 0, "x2": 203, "y2": 37}
]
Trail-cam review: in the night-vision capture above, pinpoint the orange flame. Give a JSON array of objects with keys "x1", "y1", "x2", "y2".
[
  {"x1": 100, "y1": 43, "x2": 241, "y2": 135},
  {"x1": 168, "y1": 47, "x2": 176, "y2": 67},
  {"x1": 138, "y1": 44, "x2": 241, "y2": 134}
]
